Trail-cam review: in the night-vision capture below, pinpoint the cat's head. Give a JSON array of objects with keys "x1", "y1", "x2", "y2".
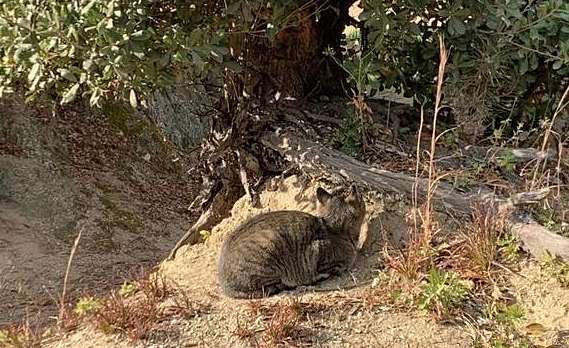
[{"x1": 316, "y1": 184, "x2": 366, "y2": 241}]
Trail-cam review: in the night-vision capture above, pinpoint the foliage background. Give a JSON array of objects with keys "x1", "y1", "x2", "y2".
[{"x1": 1, "y1": 0, "x2": 567, "y2": 138}]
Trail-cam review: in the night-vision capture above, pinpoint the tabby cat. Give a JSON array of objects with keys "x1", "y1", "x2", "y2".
[{"x1": 217, "y1": 185, "x2": 366, "y2": 298}]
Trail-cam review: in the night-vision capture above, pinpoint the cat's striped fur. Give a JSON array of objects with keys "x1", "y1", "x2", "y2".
[{"x1": 217, "y1": 185, "x2": 366, "y2": 299}]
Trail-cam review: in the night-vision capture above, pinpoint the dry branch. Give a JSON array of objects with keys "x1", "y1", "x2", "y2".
[
  {"x1": 167, "y1": 183, "x2": 243, "y2": 260},
  {"x1": 261, "y1": 131, "x2": 569, "y2": 260},
  {"x1": 460, "y1": 145, "x2": 555, "y2": 163}
]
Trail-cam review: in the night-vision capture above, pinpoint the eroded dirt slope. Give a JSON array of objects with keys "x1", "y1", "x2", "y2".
[{"x1": 0, "y1": 96, "x2": 199, "y2": 326}]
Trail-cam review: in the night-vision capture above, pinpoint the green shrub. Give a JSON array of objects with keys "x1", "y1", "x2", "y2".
[
  {"x1": 361, "y1": 0, "x2": 569, "y2": 133},
  {"x1": 0, "y1": 0, "x2": 228, "y2": 106},
  {"x1": 1, "y1": 0, "x2": 566, "y2": 136}
]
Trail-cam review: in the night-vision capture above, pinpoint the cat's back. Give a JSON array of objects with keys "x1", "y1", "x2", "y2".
[{"x1": 224, "y1": 210, "x2": 321, "y2": 245}]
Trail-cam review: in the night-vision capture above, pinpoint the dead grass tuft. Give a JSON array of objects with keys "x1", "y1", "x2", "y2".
[
  {"x1": 93, "y1": 291, "x2": 161, "y2": 341},
  {"x1": 232, "y1": 318, "x2": 259, "y2": 347},
  {"x1": 0, "y1": 322, "x2": 42, "y2": 348},
  {"x1": 234, "y1": 299, "x2": 326, "y2": 347},
  {"x1": 80, "y1": 271, "x2": 209, "y2": 342},
  {"x1": 383, "y1": 227, "x2": 435, "y2": 282},
  {"x1": 262, "y1": 300, "x2": 303, "y2": 347},
  {"x1": 55, "y1": 304, "x2": 81, "y2": 333},
  {"x1": 136, "y1": 272, "x2": 173, "y2": 302},
  {"x1": 442, "y1": 202, "x2": 509, "y2": 280}
]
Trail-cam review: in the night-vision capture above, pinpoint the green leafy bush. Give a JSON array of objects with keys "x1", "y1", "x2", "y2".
[
  {"x1": 360, "y1": 0, "x2": 569, "y2": 134},
  {"x1": 1, "y1": 0, "x2": 566, "y2": 136},
  {"x1": 0, "y1": 0, "x2": 228, "y2": 106}
]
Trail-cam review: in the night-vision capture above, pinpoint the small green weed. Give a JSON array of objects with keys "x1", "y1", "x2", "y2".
[
  {"x1": 494, "y1": 303, "x2": 525, "y2": 327},
  {"x1": 334, "y1": 112, "x2": 362, "y2": 157},
  {"x1": 496, "y1": 150, "x2": 518, "y2": 173},
  {"x1": 199, "y1": 230, "x2": 212, "y2": 242},
  {"x1": 74, "y1": 296, "x2": 104, "y2": 316},
  {"x1": 119, "y1": 281, "x2": 138, "y2": 298},
  {"x1": 418, "y1": 269, "x2": 468, "y2": 317},
  {"x1": 490, "y1": 338, "x2": 530, "y2": 348},
  {"x1": 497, "y1": 234, "x2": 521, "y2": 263},
  {"x1": 440, "y1": 129, "x2": 459, "y2": 148},
  {"x1": 533, "y1": 208, "x2": 559, "y2": 231},
  {"x1": 452, "y1": 162, "x2": 488, "y2": 190},
  {"x1": 540, "y1": 251, "x2": 569, "y2": 287},
  {"x1": 479, "y1": 302, "x2": 530, "y2": 348}
]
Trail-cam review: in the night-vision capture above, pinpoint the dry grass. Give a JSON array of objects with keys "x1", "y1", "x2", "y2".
[
  {"x1": 57, "y1": 227, "x2": 84, "y2": 332},
  {"x1": 383, "y1": 232, "x2": 435, "y2": 282},
  {"x1": 232, "y1": 319, "x2": 259, "y2": 347},
  {"x1": 378, "y1": 36, "x2": 510, "y2": 322},
  {"x1": 262, "y1": 300, "x2": 303, "y2": 347},
  {"x1": 93, "y1": 291, "x2": 162, "y2": 341},
  {"x1": 0, "y1": 322, "x2": 42, "y2": 348},
  {"x1": 441, "y1": 202, "x2": 510, "y2": 280},
  {"x1": 387, "y1": 35, "x2": 450, "y2": 284},
  {"x1": 80, "y1": 272, "x2": 210, "y2": 342},
  {"x1": 232, "y1": 299, "x2": 327, "y2": 347},
  {"x1": 363, "y1": 271, "x2": 421, "y2": 311},
  {"x1": 530, "y1": 85, "x2": 569, "y2": 191}
]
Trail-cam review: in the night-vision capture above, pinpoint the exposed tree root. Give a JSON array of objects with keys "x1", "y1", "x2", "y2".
[
  {"x1": 167, "y1": 183, "x2": 244, "y2": 260},
  {"x1": 166, "y1": 108, "x2": 568, "y2": 262}
]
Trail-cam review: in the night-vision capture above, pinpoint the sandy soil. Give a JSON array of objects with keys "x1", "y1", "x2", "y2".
[
  {"x1": 509, "y1": 263, "x2": 569, "y2": 346},
  {"x1": 12, "y1": 167, "x2": 566, "y2": 348}
]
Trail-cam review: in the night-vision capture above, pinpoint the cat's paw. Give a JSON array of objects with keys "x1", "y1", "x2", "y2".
[
  {"x1": 315, "y1": 272, "x2": 331, "y2": 281},
  {"x1": 296, "y1": 285, "x2": 317, "y2": 293}
]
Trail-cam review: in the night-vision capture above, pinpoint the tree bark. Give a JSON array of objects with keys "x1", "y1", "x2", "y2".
[
  {"x1": 225, "y1": 0, "x2": 350, "y2": 102},
  {"x1": 261, "y1": 131, "x2": 481, "y2": 215}
]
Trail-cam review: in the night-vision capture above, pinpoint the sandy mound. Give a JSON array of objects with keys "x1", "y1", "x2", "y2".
[
  {"x1": 153, "y1": 176, "x2": 471, "y2": 347},
  {"x1": 159, "y1": 175, "x2": 395, "y2": 298}
]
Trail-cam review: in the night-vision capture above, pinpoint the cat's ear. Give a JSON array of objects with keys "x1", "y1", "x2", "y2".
[
  {"x1": 316, "y1": 187, "x2": 332, "y2": 204},
  {"x1": 345, "y1": 184, "x2": 360, "y2": 204}
]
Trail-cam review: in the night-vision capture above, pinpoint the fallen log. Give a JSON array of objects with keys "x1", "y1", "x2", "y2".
[
  {"x1": 261, "y1": 131, "x2": 569, "y2": 260},
  {"x1": 510, "y1": 216, "x2": 569, "y2": 260},
  {"x1": 261, "y1": 131, "x2": 486, "y2": 215}
]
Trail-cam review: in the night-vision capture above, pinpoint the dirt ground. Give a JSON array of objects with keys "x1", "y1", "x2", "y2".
[
  {"x1": 45, "y1": 176, "x2": 473, "y2": 347},
  {"x1": 0, "y1": 97, "x2": 199, "y2": 327},
  {"x1": 43, "y1": 175, "x2": 569, "y2": 347}
]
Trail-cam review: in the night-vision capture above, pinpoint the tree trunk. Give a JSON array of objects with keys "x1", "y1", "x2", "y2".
[{"x1": 225, "y1": 0, "x2": 350, "y2": 103}]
